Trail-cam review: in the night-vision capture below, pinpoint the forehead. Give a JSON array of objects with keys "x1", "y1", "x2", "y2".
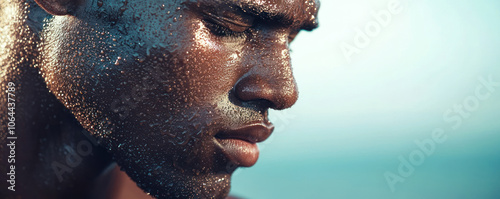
[{"x1": 188, "y1": 0, "x2": 320, "y2": 30}]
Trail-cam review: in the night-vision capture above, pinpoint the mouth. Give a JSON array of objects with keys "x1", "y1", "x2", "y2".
[{"x1": 214, "y1": 120, "x2": 274, "y2": 167}]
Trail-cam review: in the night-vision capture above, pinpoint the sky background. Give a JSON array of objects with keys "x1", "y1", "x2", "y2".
[{"x1": 230, "y1": 1, "x2": 500, "y2": 198}]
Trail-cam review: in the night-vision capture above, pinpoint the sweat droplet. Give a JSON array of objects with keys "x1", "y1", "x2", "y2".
[{"x1": 135, "y1": 54, "x2": 145, "y2": 63}]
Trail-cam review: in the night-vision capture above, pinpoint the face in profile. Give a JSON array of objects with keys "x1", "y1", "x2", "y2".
[{"x1": 37, "y1": 0, "x2": 319, "y2": 198}]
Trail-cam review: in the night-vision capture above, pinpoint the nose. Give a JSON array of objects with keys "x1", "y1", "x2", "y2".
[{"x1": 234, "y1": 36, "x2": 298, "y2": 110}]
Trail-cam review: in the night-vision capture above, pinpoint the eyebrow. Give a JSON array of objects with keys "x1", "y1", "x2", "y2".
[
  {"x1": 195, "y1": 0, "x2": 319, "y2": 31},
  {"x1": 240, "y1": 0, "x2": 319, "y2": 30}
]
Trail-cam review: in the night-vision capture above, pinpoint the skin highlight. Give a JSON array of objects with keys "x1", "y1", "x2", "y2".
[{"x1": 0, "y1": 0, "x2": 319, "y2": 198}]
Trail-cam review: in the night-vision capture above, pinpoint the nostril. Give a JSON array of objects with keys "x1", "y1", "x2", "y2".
[
  {"x1": 245, "y1": 99, "x2": 276, "y2": 111},
  {"x1": 234, "y1": 84, "x2": 275, "y2": 109},
  {"x1": 233, "y1": 74, "x2": 297, "y2": 110},
  {"x1": 228, "y1": 88, "x2": 275, "y2": 113}
]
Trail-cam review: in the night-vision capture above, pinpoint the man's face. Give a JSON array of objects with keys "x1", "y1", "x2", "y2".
[{"x1": 40, "y1": 0, "x2": 319, "y2": 198}]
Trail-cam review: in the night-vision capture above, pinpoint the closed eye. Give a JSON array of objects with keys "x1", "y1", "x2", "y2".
[
  {"x1": 202, "y1": 12, "x2": 253, "y2": 38},
  {"x1": 203, "y1": 18, "x2": 250, "y2": 38}
]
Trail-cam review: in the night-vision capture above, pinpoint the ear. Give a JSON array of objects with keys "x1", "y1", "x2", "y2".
[{"x1": 34, "y1": 0, "x2": 80, "y2": 15}]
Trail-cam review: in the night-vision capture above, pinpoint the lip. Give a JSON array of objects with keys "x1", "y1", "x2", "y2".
[{"x1": 215, "y1": 121, "x2": 274, "y2": 167}]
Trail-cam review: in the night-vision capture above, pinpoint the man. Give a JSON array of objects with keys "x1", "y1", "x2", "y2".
[{"x1": 0, "y1": 0, "x2": 319, "y2": 198}]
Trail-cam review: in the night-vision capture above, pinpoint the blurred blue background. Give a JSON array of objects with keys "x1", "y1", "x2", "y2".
[{"x1": 230, "y1": 0, "x2": 500, "y2": 198}]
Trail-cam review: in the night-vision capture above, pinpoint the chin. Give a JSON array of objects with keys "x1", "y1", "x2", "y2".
[
  {"x1": 103, "y1": 124, "x2": 237, "y2": 199},
  {"x1": 121, "y1": 160, "x2": 233, "y2": 199}
]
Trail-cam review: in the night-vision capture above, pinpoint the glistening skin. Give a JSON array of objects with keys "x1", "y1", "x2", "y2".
[{"x1": 0, "y1": 0, "x2": 320, "y2": 198}]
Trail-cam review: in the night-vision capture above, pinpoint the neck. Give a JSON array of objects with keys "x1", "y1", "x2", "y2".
[{"x1": 0, "y1": 1, "x2": 113, "y2": 198}]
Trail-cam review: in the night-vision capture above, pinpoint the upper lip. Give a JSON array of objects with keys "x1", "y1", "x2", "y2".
[{"x1": 215, "y1": 121, "x2": 274, "y2": 143}]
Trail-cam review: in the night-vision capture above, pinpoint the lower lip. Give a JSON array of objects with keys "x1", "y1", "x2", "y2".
[{"x1": 216, "y1": 138, "x2": 260, "y2": 167}]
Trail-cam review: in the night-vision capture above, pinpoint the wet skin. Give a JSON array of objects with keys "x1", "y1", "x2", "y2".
[{"x1": 0, "y1": 0, "x2": 319, "y2": 198}]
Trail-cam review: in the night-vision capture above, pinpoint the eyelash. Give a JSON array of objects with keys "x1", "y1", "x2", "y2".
[
  {"x1": 203, "y1": 19, "x2": 250, "y2": 38},
  {"x1": 203, "y1": 18, "x2": 299, "y2": 45}
]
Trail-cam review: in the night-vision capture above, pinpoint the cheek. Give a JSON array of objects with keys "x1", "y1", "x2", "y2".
[
  {"x1": 40, "y1": 16, "x2": 152, "y2": 141},
  {"x1": 40, "y1": 10, "x2": 244, "y2": 142},
  {"x1": 40, "y1": 18, "x2": 105, "y2": 107}
]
